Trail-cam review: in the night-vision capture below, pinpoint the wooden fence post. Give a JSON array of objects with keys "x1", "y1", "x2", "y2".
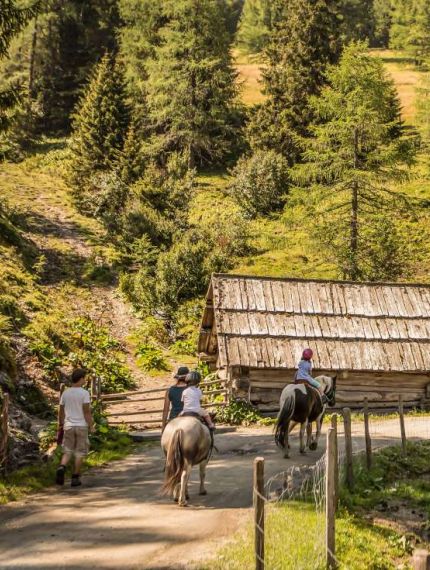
[
  {"x1": 331, "y1": 414, "x2": 338, "y2": 505},
  {"x1": 0, "y1": 393, "x2": 10, "y2": 474},
  {"x1": 399, "y1": 395, "x2": 407, "y2": 456},
  {"x1": 364, "y1": 398, "x2": 372, "y2": 470},
  {"x1": 254, "y1": 457, "x2": 265, "y2": 570},
  {"x1": 96, "y1": 377, "x2": 101, "y2": 402},
  {"x1": 326, "y1": 427, "x2": 337, "y2": 570},
  {"x1": 412, "y1": 549, "x2": 430, "y2": 570},
  {"x1": 343, "y1": 408, "x2": 354, "y2": 491}
]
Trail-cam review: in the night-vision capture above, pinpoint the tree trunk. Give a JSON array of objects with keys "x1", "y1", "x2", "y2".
[
  {"x1": 349, "y1": 128, "x2": 359, "y2": 280},
  {"x1": 28, "y1": 16, "x2": 38, "y2": 104}
]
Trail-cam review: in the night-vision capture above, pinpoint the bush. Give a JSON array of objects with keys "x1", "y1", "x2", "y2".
[
  {"x1": 229, "y1": 150, "x2": 290, "y2": 218},
  {"x1": 26, "y1": 313, "x2": 135, "y2": 393},
  {"x1": 170, "y1": 339, "x2": 196, "y2": 356},
  {"x1": 135, "y1": 342, "x2": 169, "y2": 372},
  {"x1": 215, "y1": 399, "x2": 271, "y2": 426}
]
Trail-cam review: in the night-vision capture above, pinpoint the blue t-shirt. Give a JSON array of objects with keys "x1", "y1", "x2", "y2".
[{"x1": 168, "y1": 386, "x2": 186, "y2": 419}]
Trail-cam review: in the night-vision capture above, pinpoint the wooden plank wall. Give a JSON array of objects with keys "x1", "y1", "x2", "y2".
[{"x1": 238, "y1": 368, "x2": 430, "y2": 411}]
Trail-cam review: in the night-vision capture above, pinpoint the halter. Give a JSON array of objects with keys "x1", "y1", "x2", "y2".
[{"x1": 323, "y1": 377, "x2": 337, "y2": 406}]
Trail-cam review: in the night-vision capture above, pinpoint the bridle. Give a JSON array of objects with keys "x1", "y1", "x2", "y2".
[{"x1": 323, "y1": 376, "x2": 337, "y2": 407}]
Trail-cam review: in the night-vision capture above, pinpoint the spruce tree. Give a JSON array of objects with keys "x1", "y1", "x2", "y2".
[
  {"x1": 247, "y1": 0, "x2": 342, "y2": 162},
  {"x1": 390, "y1": 0, "x2": 430, "y2": 65},
  {"x1": 295, "y1": 43, "x2": 416, "y2": 281},
  {"x1": 0, "y1": 0, "x2": 40, "y2": 133},
  {"x1": 68, "y1": 53, "x2": 129, "y2": 212},
  {"x1": 236, "y1": 0, "x2": 273, "y2": 55},
  {"x1": 144, "y1": 0, "x2": 241, "y2": 166}
]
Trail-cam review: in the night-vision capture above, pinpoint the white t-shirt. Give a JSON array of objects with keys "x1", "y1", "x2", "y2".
[
  {"x1": 181, "y1": 386, "x2": 203, "y2": 414},
  {"x1": 60, "y1": 387, "x2": 91, "y2": 428}
]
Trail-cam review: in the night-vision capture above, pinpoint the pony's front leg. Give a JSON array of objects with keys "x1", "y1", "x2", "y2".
[
  {"x1": 199, "y1": 460, "x2": 208, "y2": 495},
  {"x1": 173, "y1": 483, "x2": 180, "y2": 502},
  {"x1": 299, "y1": 420, "x2": 308, "y2": 454},
  {"x1": 310, "y1": 413, "x2": 324, "y2": 450},
  {"x1": 178, "y1": 462, "x2": 192, "y2": 507}
]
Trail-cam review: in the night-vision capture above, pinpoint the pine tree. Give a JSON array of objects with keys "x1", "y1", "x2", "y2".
[
  {"x1": 236, "y1": 0, "x2": 273, "y2": 55},
  {"x1": 390, "y1": 0, "x2": 430, "y2": 65},
  {"x1": 0, "y1": 0, "x2": 40, "y2": 133},
  {"x1": 247, "y1": 0, "x2": 342, "y2": 162},
  {"x1": 68, "y1": 53, "x2": 129, "y2": 213},
  {"x1": 144, "y1": 0, "x2": 241, "y2": 166},
  {"x1": 2, "y1": 0, "x2": 121, "y2": 134},
  {"x1": 295, "y1": 43, "x2": 416, "y2": 281}
]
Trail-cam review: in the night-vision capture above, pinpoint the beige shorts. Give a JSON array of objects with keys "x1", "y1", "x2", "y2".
[{"x1": 62, "y1": 427, "x2": 89, "y2": 457}]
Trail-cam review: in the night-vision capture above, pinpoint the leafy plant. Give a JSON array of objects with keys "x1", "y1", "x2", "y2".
[
  {"x1": 215, "y1": 398, "x2": 271, "y2": 426},
  {"x1": 170, "y1": 339, "x2": 196, "y2": 356},
  {"x1": 135, "y1": 342, "x2": 169, "y2": 371}
]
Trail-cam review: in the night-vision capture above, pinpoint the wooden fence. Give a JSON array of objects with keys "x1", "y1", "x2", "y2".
[
  {"x1": 95, "y1": 377, "x2": 228, "y2": 428},
  {"x1": 253, "y1": 396, "x2": 430, "y2": 570}
]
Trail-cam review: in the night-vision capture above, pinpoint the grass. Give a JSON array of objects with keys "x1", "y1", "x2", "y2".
[
  {"x1": 201, "y1": 442, "x2": 430, "y2": 570},
  {"x1": 0, "y1": 431, "x2": 136, "y2": 505},
  {"x1": 199, "y1": 503, "x2": 412, "y2": 570}
]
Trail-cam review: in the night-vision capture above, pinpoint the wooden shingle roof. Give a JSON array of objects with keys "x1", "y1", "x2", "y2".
[{"x1": 199, "y1": 274, "x2": 430, "y2": 372}]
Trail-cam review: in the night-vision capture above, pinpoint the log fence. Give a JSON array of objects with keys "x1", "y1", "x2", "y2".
[
  {"x1": 92, "y1": 377, "x2": 229, "y2": 428},
  {"x1": 253, "y1": 396, "x2": 430, "y2": 570}
]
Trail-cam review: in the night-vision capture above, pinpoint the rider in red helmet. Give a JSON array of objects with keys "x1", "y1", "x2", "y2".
[{"x1": 295, "y1": 348, "x2": 325, "y2": 397}]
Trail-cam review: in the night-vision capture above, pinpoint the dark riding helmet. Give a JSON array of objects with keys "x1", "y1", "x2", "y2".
[
  {"x1": 185, "y1": 370, "x2": 201, "y2": 386},
  {"x1": 174, "y1": 366, "x2": 189, "y2": 380}
]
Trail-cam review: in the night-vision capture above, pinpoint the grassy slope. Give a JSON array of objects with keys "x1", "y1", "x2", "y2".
[{"x1": 198, "y1": 49, "x2": 430, "y2": 282}]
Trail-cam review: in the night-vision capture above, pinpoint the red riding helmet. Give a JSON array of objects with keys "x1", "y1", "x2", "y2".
[{"x1": 302, "y1": 348, "x2": 313, "y2": 360}]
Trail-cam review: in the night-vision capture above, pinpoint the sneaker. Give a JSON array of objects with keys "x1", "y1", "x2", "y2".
[
  {"x1": 55, "y1": 465, "x2": 65, "y2": 486},
  {"x1": 71, "y1": 474, "x2": 82, "y2": 487}
]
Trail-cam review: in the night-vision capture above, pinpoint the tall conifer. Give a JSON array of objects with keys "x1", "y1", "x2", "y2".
[
  {"x1": 144, "y1": 0, "x2": 241, "y2": 166},
  {"x1": 247, "y1": 0, "x2": 341, "y2": 162},
  {"x1": 68, "y1": 53, "x2": 129, "y2": 208}
]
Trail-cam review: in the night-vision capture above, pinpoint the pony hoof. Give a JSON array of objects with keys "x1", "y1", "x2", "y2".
[
  {"x1": 186, "y1": 493, "x2": 190, "y2": 500},
  {"x1": 283, "y1": 453, "x2": 290, "y2": 459},
  {"x1": 309, "y1": 442, "x2": 317, "y2": 451},
  {"x1": 300, "y1": 449, "x2": 306, "y2": 455},
  {"x1": 199, "y1": 490, "x2": 207, "y2": 496},
  {"x1": 174, "y1": 497, "x2": 178, "y2": 503},
  {"x1": 178, "y1": 501, "x2": 188, "y2": 507}
]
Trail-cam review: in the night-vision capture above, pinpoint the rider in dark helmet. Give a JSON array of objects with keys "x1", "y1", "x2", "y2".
[
  {"x1": 180, "y1": 370, "x2": 215, "y2": 430},
  {"x1": 161, "y1": 366, "x2": 189, "y2": 431}
]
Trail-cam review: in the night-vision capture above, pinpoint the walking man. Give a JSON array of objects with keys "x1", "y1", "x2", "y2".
[{"x1": 56, "y1": 368, "x2": 93, "y2": 487}]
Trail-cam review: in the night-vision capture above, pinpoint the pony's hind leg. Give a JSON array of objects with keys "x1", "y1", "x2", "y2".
[
  {"x1": 283, "y1": 421, "x2": 290, "y2": 458},
  {"x1": 306, "y1": 422, "x2": 313, "y2": 449},
  {"x1": 173, "y1": 483, "x2": 180, "y2": 502},
  {"x1": 178, "y1": 462, "x2": 192, "y2": 507},
  {"x1": 310, "y1": 413, "x2": 324, "y2": 450},
  {"x1": 199, "y1": 460, "x2": 208, "y2": 495},
  {"x1": 299, "y1": 420, "x2": 309, "y2": 454}
]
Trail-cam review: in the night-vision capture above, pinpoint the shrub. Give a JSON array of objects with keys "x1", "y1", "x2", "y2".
[
  {"x1": 229, "y1": 150, "x2": 290, "y2": 218},
  {"x1": 170, "y1": 339, "x2": 196, "y2": 356},
  {"x1": 135, "y1": 342, "x2": 169, "y2": 372},
  {"x1": 215, "y1": 399, "x2": 271, "y2": 426}
]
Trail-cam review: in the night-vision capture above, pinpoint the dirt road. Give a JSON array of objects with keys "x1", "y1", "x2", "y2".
[
  {"x1": 0, "y1": 427, "x2": 324, "y2": 570},
  {"x1": 0, "y1": 419, "x2": 428, "y2": 570}
]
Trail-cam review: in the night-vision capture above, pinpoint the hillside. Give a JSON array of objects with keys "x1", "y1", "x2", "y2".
[{"x1": 1, "y1": 44, "x2": 430, "y2": 467}]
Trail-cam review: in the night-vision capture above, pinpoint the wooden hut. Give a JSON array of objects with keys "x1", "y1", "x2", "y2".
[{"x1": 198, "y1": 274, "x2": 430, "y2": 411}]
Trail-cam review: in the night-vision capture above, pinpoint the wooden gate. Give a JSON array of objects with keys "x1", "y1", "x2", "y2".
[{"x1": 101, "y1": 378, "x2": 229, "y2": 429}]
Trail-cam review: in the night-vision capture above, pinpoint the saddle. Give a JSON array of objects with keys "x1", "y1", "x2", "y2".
[
  {"x1": 294, "y1": 381, "x2": 327, "y2": 405},
  {"x1": 180, "y1": 412, "x2": 216, "y2": 458}
]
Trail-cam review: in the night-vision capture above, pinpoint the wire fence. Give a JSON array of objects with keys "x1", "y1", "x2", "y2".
[{"x1": 253, "y1": 403, "x2": 430, "y2": 570}]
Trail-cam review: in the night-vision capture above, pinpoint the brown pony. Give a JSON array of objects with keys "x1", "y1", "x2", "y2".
[
  {"x1": 161, "y1": 416, "x2": 212, "y2": 506},
  {"x1": 275, "y1": 375, "x2": 337, "y2": 458}
]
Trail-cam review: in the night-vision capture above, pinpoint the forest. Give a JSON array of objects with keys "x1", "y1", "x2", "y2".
[{"x1": 1, "y1": 0, "x2": 430, "y2": 456}]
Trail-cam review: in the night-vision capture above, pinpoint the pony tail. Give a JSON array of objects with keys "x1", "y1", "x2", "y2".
[
  {"x1": 275, "y1": 392, "x2": 295, "y2": 448},
  {"x1": 162, "y1": 429, "x2": 185, "y2": 495}
]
